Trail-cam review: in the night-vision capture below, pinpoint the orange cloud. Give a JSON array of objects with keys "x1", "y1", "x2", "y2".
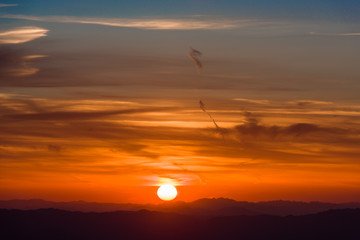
[{"x1": 1, "y1": 94, "x2": 360, "y2": 203}]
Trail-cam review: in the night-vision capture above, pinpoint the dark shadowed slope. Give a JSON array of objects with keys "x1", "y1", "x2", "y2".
[
  {"x1": 1, "y1": 198, "x2": 360, "y2": 216},
  {"x1": 1, "y1": 208, "x2": 360, "y2": 240}
]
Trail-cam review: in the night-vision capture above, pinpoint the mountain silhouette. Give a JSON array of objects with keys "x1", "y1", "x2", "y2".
[
  {"x1": 1, "y1": 208, "x2": 360, "y2": 240},
  {"x1": 1, "y1": 198, "x2": 360, "y2": 216}
]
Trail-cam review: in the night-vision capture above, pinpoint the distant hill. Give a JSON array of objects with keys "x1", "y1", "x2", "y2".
[
  {"x1": 1, "y1": 198, "x2": 360, "y2": 216},
  {"x1": 0, "y1": 199, "x2": 142, "y2": 212},
  {"x1": 1, "y1": 208, "x2": 360, "y2": 240}
]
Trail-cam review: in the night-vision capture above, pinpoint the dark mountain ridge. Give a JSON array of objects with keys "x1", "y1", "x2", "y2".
[{"x1": 1, "y1": 197, "x2": 360, "y2": 216}]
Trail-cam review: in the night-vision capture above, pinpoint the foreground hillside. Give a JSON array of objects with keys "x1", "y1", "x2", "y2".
[{"x1": 1, "y1": 208, "x2": 360, "y2": 240}]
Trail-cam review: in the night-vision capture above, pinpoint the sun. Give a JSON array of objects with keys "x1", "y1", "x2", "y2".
[{"x1": 157, "y1": 184, "x2": 177, "y2": 201}]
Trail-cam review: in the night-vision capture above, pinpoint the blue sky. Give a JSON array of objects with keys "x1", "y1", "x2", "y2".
[{"x1": 1, "y1": 0, "x2": 360, "y2": 21}]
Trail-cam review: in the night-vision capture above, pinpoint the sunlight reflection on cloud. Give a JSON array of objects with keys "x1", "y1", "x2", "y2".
[
  {"x1": 2, "y1": 15, "x2": 266, "y2": 30},
  {"x1": 0, "y1": 4, "x2": 18, "y2": 7},
  {"x1": 0, "y1": 26, "x2": 49, "y2": 44}
]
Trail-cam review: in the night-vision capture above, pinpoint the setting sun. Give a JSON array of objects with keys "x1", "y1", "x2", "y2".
[{"x1": 157, "y1": 184, "x2": 177, "y2": 201}]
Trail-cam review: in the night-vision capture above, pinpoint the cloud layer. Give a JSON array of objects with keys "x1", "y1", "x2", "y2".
[
  {"x1": 2, "y1": 14, "x2": 266, "y2": 30},
  {"x1": 1, "y1": 94, "x2": 360, "y2": 193}
]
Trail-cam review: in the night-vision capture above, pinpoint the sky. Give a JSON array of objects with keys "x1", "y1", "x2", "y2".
[{"x1": 0, "y1": 0, "x2": 360, "y2": 204}]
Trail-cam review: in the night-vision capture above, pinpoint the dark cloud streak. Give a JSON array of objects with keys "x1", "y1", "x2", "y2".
[
  {"x1": 188, "y1": 47, "x2": 202, "y2": 71},
  {"x1": 3, "y1": 107, "x2": 179, "y2": 121}
]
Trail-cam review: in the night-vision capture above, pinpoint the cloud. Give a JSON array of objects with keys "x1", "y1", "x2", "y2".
[
  {"x1": 0, "y1": 46, "x2": 46, "y2": 77},
  {"x1": 234, "y1": 110, "x2": 347, "y2": 139},
  {"x1": 188, "y1": 47, "x2": 202, "y2": 70},
  {"x1": 233, "y1": 98, "x2": 270, "y2": 105},
  {"x1": 1, "y1": 14, "x2": 266, "y2": 30},
  {"x1": 4, "y1": 107, "x2": 179, "y2": 121},
  {"x1": 1, "y1": 94, "x2": 360, "y2": 190},
  {"x1": 288, "y1": 100, "x2": 333, "y2": 107},
  {"x1": 335, "y1": 33, "x2": 360, "y2": 36},
  {"x1": 0, "y1": 3, "x2": 18, "y2": 7},
  {"x1": 0, "y1": 26, "x2": 49, "y2": 44},
  {"x1": 309, "y1": 32, "x2": 360, "y2": 36},
  {"x1": 235, "y1": 121, "x2": 343, "y2": 139}
]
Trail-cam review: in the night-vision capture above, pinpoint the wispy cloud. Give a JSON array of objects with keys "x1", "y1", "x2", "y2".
[
  {"x1": 288, "y1": 100, "x2": 333, "y2": 107},
  {"x1": 233, "y1": 98, "x2": 270, "y2": 105},
  {"x1": 4, "y1": 107, "x2": 179, "y2": 121},
  {"x1": 0, "y1": 3, "x2": 18, "y2": 7},
  {"x1": 0, "y1": 47, "x2": 46, "y2": 77},
  {"x1": 1, "y1": 14, "x2": 266, "y2": 30},
  {"x1": 188, "y1": 47, "x2": 202, "y2": 70},
  {"x1": 335, "y1": 33, "x2": 360, "y2": 36},
  {"x1": 309, "y1": 32, "x2": 360, "y2": 36},
  {"x1": 0, "y1": 26, "x2": 49, "y2": 44}
]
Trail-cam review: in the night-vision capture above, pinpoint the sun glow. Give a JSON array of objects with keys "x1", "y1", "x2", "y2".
[{"x1": 157, "y1": 184, "x2": 177, "y2": 201}]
